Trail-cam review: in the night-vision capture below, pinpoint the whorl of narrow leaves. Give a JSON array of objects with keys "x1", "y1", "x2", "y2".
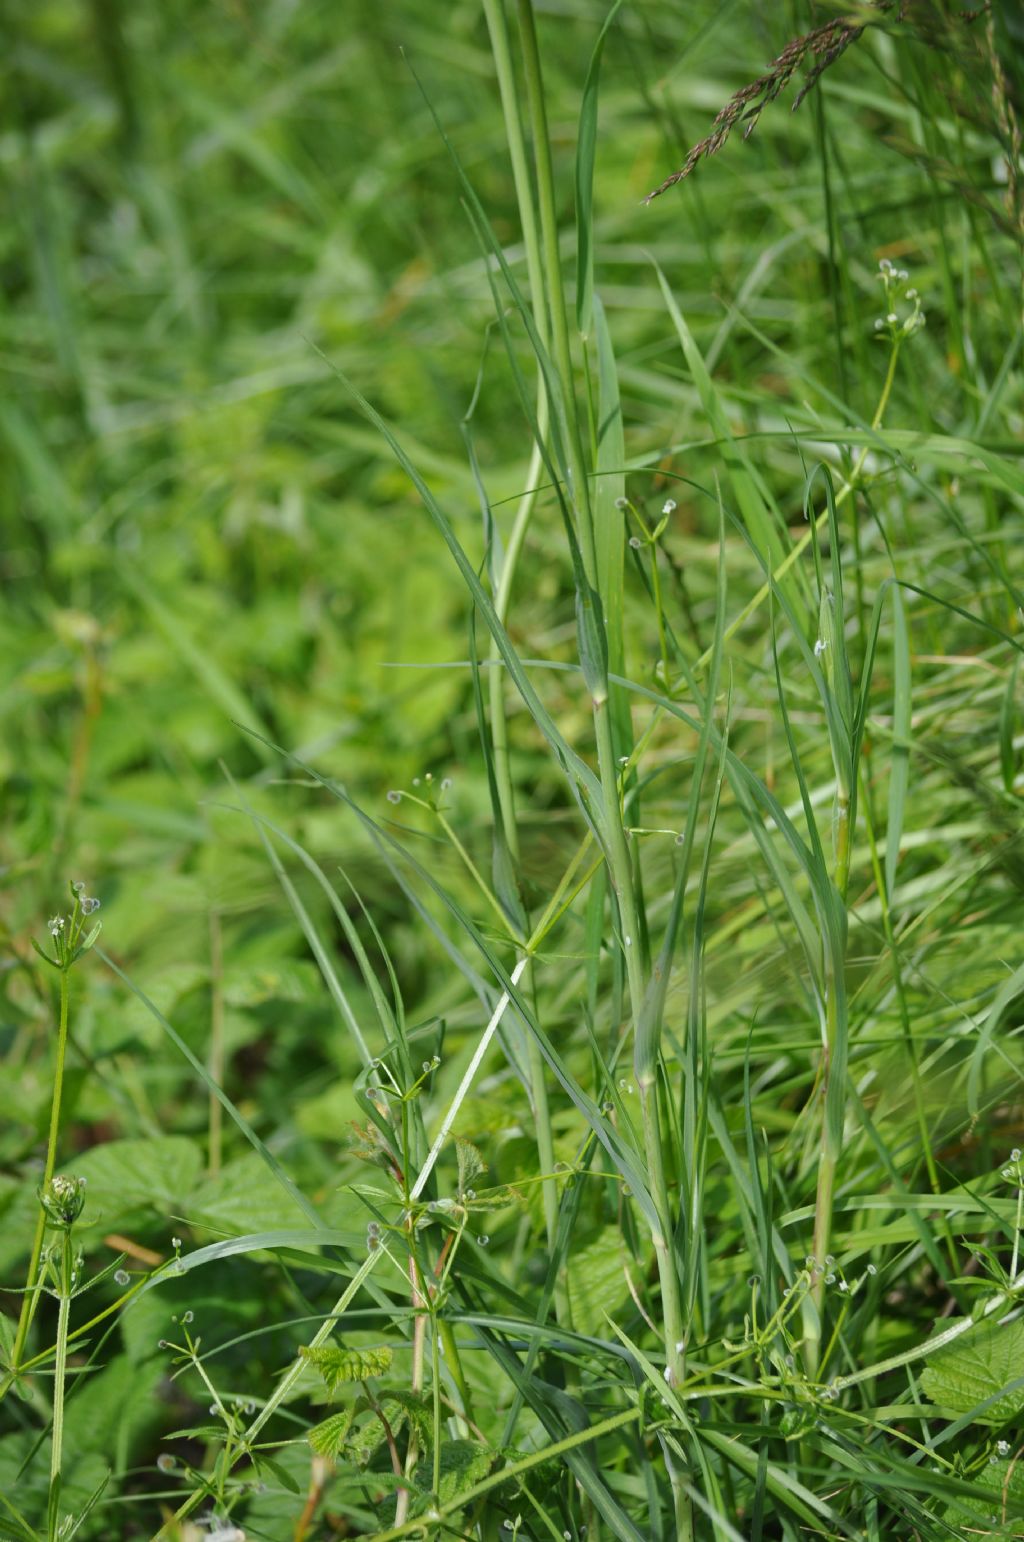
[{"x1": 300, "y1": 1342, "x2": 393, "y2": 1391}]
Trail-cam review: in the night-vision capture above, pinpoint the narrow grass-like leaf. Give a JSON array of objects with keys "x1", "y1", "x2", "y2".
[
  {"x1": 575, "y1": 1, "x2": 625, "y2": 338},
  {"x1": 885, "y1": 582, "x2": 912, "y2": 901},
  {"x1": 999, "y1": 652, "x2": 1019, "y2": 796},
  {"x1": 967, "y1": 959, "x2": 1024, "y2": 1116},
  {"x1": 653, "y1": 262, "x2": 807, "y2": 624}
]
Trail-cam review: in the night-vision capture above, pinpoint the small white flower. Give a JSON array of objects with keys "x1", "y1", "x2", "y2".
[
  {"x1": 662, "y1": 498, "x2": 677, "y2": 514},
  {"x1": 887, "y1": 312, "x2": 898, "y2": 324},
  {"x1": 48, "y1": 916, "x2": 64, "y2": 936},
  {"x1": 997, "y1": 1440, "x2": 1011, "y2": 1456},
  {"x1": 814, "y1": 638, "x2": 827, "y2": 657}
]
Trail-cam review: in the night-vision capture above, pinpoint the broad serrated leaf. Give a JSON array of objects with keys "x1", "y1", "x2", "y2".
[
  {"x1": 379, "y1": 1389, "x2": 434, "y2": 1447},
  {"x1": 300, "y1": 1342, "x2": 393, "y2": 1390},
  {"x1": 456, "y1": 1138, "x2": 487, "y2": 1197},
  {"x1": 64, "y1": 1136, "x2": 202, "y2": 1219},
  {"x1": 416, "y1": 1439, "x2": 493, "y2": 1505},
  {"x1": 921, "y1": 1316, "x2": 1024, "y2": 1426},
  {"x1": 186, "y1": 1151, "x2": 316, "y2": 1236},
  {"x1": 307, "y1": 1408, "x2": 355, "y2": 1459},
  {"x1": 565, "y1": 1224, "x2": 629, "y2": 1338}
]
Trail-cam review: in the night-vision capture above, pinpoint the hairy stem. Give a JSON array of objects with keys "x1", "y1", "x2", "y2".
[{"x1": 48, "y1": 1230, "x2": 73, "y2": 1536}]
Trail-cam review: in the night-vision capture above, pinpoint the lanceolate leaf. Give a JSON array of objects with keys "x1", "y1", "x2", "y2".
[{"x1": 885, "y1": 582, "x2": 912, "y2": 902}]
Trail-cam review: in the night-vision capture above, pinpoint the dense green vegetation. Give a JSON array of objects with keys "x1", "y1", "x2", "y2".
[{"x1": 3, "y1": 1, "x2": 1024, "y2": 1537}]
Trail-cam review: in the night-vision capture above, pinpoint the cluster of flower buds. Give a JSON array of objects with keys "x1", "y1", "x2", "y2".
[
  {"x1": 873, "y1": 257, "x2": 925, "y2": 341},
  {"x1": 39, "y1": 880, "x2": 102, "y2": 970},
  {"x1": 614, "y1": 493, "x2": 678, "y2": 551},
  {"x1": 39, "y1": 1174, "x2": 87, "y2": 1230},
  {"x1": 386, "y1": 771, "x2": 453, "y2": 811}
]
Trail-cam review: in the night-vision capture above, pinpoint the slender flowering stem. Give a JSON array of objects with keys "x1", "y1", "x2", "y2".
[
  {"x1": 11, "y1": 966, "x2": 72, "y2": 1374},
  {"x1": 208, "y1": 907, "x2": 224, "y2": 1177},
  {"x1": 49, "y1": 1231, "x2": 73, "y2": 1501}
]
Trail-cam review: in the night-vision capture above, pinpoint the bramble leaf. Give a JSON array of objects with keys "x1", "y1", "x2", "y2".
[
  {"x1": 300, "y1": 1343, "x2": 393, "y2": 1391},
  {"x1": 921, "y1": 1317, "x2": 1024, "y2": 1427},
  {"x1": 456, "y1": 1138, "x2": 487, "y2": 1197}
]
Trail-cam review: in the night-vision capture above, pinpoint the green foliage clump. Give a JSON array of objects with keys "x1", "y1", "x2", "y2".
[{"x1": 3, "y1": 0, "x2": 1024, "y2": 1536}]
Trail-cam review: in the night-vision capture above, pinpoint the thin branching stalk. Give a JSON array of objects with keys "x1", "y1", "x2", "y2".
[
  {"x1": 208, "y1": 906, "x2": 224, "y2": 1177},
  {"x1": 48, "y1": 1232, "x2": 72, "y2": 1504},
  {"x1": 395, "y1": 1241, "x2": 425, "y2": 1526}
]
